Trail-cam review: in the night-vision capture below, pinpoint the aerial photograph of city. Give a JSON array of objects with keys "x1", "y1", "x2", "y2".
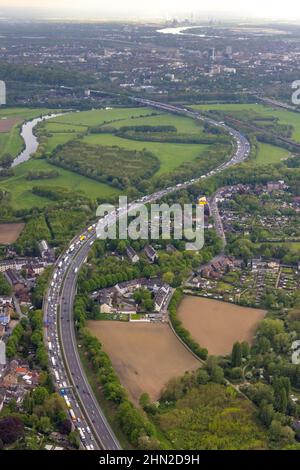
[{"x1": 1, "y1": 0, "x2": 300, "y2": 461}]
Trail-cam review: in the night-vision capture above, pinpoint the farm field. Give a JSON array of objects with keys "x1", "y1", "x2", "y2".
[
  {"x1": 192, "y1": 103, "x2": 300, "y2": 142},
  {"x1": 177, "y1": 296, "x2": 266, "y2": 356},
  {"x1": 0, "y1": 223, "x2": 25, "y2": 244},
  {"x1": 256, "y1": 142, "x2": 290, "y2": 165},
  {"x1": 0, "y1": 158, "x2": 119, "y2": 209},
  {"x1": 0, "y1": 118, "x2": 21, "y2": 133},
  {"x1": 87, "y1": 320, "x2": 200, "y2": 405}
]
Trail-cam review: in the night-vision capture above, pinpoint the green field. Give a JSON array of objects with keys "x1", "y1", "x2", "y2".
[
  {"x1": 256, "y1": 242, "x2": 300, "y2": 253},
  {"x1": 102, "y1": 113, "x2": 205, "y2": 134},
  {"x1": 44, "y1": 132, "x2": 81, "y2": 153},
  {"x1": 0, "y1": 108, "x2": 56, "y2": 120},
  {"x1": 45, "y1": 122, "x2": 87, "y2": 133},
  {"x1": 50, "y1": 107, "x2": 153, "y2": 127},
  {"x1": 84, "y1": 133, "x2": 209, "y2": 175},
  {"x1": 0, "y1": 108, "x2": 58, "y2": 158},
  {"x1": 42, "y1": 107, "x2": 212, "y2": 175},
  {"x1": 0, "y1": 159, "x2": 119, "y2": 209},
  {"x1": 0, "y1": 107, "x2": 59, "y2": 160},
  {"x1": 42, "y1": 107, "x2": 157, "y2": 153},
  {"x1": 192, "y1": 103, "x2": 300, "y2": 142},
  {"x1": 0, "y1": 127, "x2": 24, "y2": 158},
  {"x1": 256, "y1": 142, "x2": 290, "y2": 165}
]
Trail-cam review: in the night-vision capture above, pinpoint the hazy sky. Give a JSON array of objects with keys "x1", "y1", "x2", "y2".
[{"x1": 1, "y1": 0, "x2": 300, "y2": 20}]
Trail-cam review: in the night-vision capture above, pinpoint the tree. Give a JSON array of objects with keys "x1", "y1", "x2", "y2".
[
  {"x1": 259, "y1": 401, "x2": 275, "y2": 427},
  {"x1": 255, "y1": 336, "x2": 271, "y2": 354},
  {"x1": 0, "y1": 417, "x2": 24, "y2": 445},
  {"x1": 247, "y1": 383, "x2": 274, "y2": 406},
  {"x1": 273, "y1": 378, "x2": 290, "y2": 414},
  {"x1": 231, "y1": 342, "x2": 242, "y2": 367},
  {"x1": 23, "y1": 394, "x2": 34, "y2": 414},
  {"x1": 139, "y1": 393, "x2": 151, "y2": 409},
  {"x1": 58, "y1": 419, "x2": 72, "y2": 435},
  {"x1": 258, "y1": 319, "x2": 284, "y2": 341},
  {"x1": 69, "y1": 430, "x2": 80, "y2": 449},
  {"x1": 0, "y1": 273, "x2": 12, "y2": 295},
  {"x1": 241, "y1": 341, "x2": 250, "y2": 358},
  {"x1": 162, "y1": 271, "x2": 175, "y2": 285},
  {"x1": 273, "y1": 333, "x2": 291, "y2": 354},
  {"x1": 117, "y1": 240, "x2": 127, "y2": 254},
  {"x1": 32, "y1": 386, "x2": 49, "y2": 405},
  {"x1": 210, "y1": 365, "x2": 224, "y2": 384},
  {"x1": 197, "y1": 369, "x2": 210, "y2": 385},
  {"x1": 269, "y1": 420, "x2": 295, "y2": 447},
  {"x1": 1, "y1": 153, "x2": 13, "y2": 168},
  {"x1": 276, "y1": 388, "x2": 288, "y2": 414},
  {"x1": 38, "y1": 416, "x2": 53, "y2": 434}
]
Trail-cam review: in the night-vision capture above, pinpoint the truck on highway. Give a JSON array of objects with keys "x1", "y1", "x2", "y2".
[
  {"x1": 64, "y1": 396, "x2": 71, "y2": 408},
  {"x1": 51, "y1": 357, "x2": 56, "y2": 367},
  {"x1": 48, "y1": 342, "x2": 52, "y2": 351},
  {"x1": 69, "y1": 409, "x2": 76, "y2": 422}
]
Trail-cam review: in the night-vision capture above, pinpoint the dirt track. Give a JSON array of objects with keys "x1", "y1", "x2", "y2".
[
  {"x1": 177, "y1": 296, "x2": 266, "y2": 356},
  {"x1": 87, "y1": 320, "x2": 200, "y2": 404}
]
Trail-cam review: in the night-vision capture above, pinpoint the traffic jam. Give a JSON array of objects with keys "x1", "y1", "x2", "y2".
[{"x1": 45, "y1": 224, "x2": 97, "y2": 450}]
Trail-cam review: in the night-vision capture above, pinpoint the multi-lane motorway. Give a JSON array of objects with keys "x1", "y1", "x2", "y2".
[{"x1": 43, "y1": 99, "x2": 250, "y2": 450}]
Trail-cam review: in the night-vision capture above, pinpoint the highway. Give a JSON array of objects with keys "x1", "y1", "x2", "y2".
[{"x1": 43, "y1": 98, "x2": 250, "y2": 450}]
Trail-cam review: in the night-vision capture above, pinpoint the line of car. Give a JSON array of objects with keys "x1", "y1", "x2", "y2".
[{"x1": 44, "y1": 225, "x2": 98, "y2": 450}]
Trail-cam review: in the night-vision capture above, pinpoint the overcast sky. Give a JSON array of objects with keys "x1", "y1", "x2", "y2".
[{"x1": 1, "y1": 0, "x2": 300, "y2": 21}]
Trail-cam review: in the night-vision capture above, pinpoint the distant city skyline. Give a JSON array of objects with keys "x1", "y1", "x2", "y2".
[{"x1": 1, "y1": 0, "x2": 300, "y2": 21}]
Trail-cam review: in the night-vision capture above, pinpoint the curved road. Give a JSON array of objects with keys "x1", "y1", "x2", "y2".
[{"x1": 43, "y1": 99, "x2": 250, "y2": 450}]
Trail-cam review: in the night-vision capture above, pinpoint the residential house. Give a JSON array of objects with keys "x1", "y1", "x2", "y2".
[
  {"x1": 38, "y1": 240, "x2": 55, "y2": 263},
  {"x1": 154, "y1": 286, "x2": 170, "y2": 312},
  {"x1": 126, "y1": 246, "x2": 140, "y2": 264},
  {"x1": 144, "y1": 245, "x2": 158, "y2": 263}
]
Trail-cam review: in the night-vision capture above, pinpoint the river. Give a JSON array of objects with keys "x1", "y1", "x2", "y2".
[
  {"x1": 157, "y1": 25, "x2": 223, "y2": 39},
  {"x1": 11, "y1": 113, "x2": 63, "y2": 167}
]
